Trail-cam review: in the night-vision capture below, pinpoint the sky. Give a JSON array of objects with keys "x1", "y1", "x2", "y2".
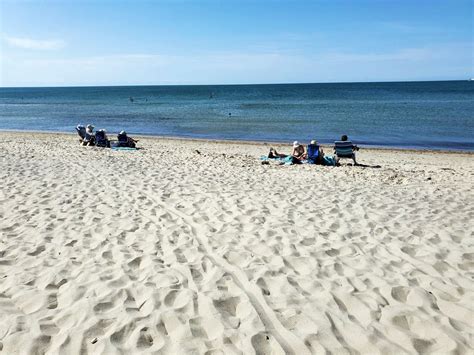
[{"x1": 0, "y1": 0, "x2": 472, "y2": 86}]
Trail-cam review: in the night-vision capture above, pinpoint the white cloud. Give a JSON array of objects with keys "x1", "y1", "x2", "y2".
[{"x1": 4, "y1": 36, "x2": 65, "y2": 50}]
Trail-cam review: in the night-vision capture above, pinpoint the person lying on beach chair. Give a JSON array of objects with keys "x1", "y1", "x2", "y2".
[
  {"x1": 334, "y1": 135, "x2": 359, "y2": 165},
  {"x1": 76, "y1": 124, "x2": 86, "y2": 143},
  {"x1": 82, "y1": 124, "x2": 95, "y2": 146},
  {"x1": 306, "y1": 140, "x2": 324, "y2": 164},
  {"x1": 95, "y1": 129, "x2": 110, "y2": 148},
  {"x1": 291, "y1": 141, "x2": 306, "y2": 163},
  {"x1": 117, "y1": 131, "x2": 138, "y2": 148}
]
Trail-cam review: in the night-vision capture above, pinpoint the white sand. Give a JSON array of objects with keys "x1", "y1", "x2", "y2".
[{"x1": 0, "y1": 132, "x2": 473, "y2": 354}]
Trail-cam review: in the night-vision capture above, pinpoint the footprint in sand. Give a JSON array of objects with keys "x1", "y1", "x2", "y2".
[
  {"x1": 46, "y1": 294, "x2": 58, "y2": 309},
  {"x1": 391, "y1": 286, "x2": 410, "y2": 303},
  {"x1": 29, "y1": 335, "x2": 52, "y2": 354},
  {"x1": 65, "y1": 239, "x2": 77, "y2": 247},
  {"x1": 136, "y1": 327, "x2": 154, "y2": 349},
  {"x1": 251, "y1": 332, "x2": 284, "y2": 355},
  {"x1": 28, "y1": 245, "x2": 45, "y2": 256},
  {"x1": 93, "y1": 301, "x2": 115, "y2": 314}
]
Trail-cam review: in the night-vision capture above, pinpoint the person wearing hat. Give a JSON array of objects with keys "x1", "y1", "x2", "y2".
[
  {"x1": 307, "y1": 139, "x2": 325, "y2": 164},
  {"x1": 82, "y1": 124, "x2": 95, "y2": 146},
  {"x1": 291, "y1": 140, "x2": 306, "y2": 162},
  {"x1": 117, "y1": 130, "x2": 138, "y2": 148}
]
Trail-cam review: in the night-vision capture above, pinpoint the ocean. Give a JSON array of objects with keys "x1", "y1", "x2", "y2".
[{"x1": 0, "y1": 81, "x2": 473, "y2": 150}]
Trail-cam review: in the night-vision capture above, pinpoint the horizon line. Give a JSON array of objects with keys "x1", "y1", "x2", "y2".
[{"x1": 0, "y1": 78, "x2": 470, "y2": 89}]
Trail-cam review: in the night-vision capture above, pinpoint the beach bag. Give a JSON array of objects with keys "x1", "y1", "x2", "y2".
[{"x1": 323, "y1": 156, "x2": 336, "y2": 166}]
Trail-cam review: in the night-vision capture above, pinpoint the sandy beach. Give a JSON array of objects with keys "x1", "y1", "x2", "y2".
[{"x1": 0, "y1": 131, "x2": 473, "y2": 354}]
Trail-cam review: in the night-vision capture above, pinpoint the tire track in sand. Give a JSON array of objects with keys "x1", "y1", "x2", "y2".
[
  {"x1": 89, "y1": 167, "x2": 311, "y2": 355},
  {"x1": 139, "y1": 188, "x2": 311, "y2": 355}
]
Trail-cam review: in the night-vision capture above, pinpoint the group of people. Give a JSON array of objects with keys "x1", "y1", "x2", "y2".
[
  {"x1": 268, "y1": 135, "x2": 359, "y2": 166},
  {"x1": 76, "y1": 124, "x2": 138, "y2": 148}
]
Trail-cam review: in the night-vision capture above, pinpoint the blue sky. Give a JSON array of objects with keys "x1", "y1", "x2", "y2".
[{"x1": 0, "y1": 0, "x2": 472, "y2": 86}]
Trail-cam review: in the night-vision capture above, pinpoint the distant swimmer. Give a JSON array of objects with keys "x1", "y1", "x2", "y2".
[
  {"x1": 228, "y1": 112, "x2": 232, "y2": 117},
  {"x1": 209, "y1": 92, "x2": 214, "y2": 99},
  {"x1": 129, "y1": 96, "x2": 134, "y2": 103}
]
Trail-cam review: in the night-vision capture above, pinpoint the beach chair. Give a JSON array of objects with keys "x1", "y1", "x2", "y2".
[
  {"x1": 306, "y1": 144, "x2": 320, "y2": 164},
  {"x1": 334, "y1": 140, "x2": 357, "y2": 164},
  {"x1": 95, "y1": 129, "x2": 110, "y2": 148},
  {"x1": 82, "y1": 132, "x2": 95, "y2": 146},
  {"x1": 76, "y1": 125, "x2": 86, "y2": 142}
]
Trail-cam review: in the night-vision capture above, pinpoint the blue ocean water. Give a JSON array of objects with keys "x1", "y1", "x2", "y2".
[{"x1": 0, "y1": 81, "x2": 473, "y2": 150}]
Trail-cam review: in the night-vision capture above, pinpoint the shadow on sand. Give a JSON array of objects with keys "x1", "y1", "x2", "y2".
[{"x1": 339, "y1": 163, "x2": 382, "y2": 169}]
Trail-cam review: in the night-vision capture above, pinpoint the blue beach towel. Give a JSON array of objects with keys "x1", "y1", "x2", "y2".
[
  {"x1": 111, "y1": 146, "x2": 137, "y2": 151},
  {"x1": 260, "y1": 155, "x2": 294, "y2": 165}
]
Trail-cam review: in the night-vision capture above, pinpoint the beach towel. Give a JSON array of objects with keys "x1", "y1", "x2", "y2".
[
  {"x1": 111, "y1": 146, "x2": 137, "y2": 151},
  {"x1": 260, "y1": 155, "x2": 294, "y2": 165}
]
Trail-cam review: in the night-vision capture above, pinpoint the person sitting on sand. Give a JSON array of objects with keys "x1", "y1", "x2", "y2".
[
  {"x1": 334, "y1": 134, "x2": 359, "y2": 165},
  {"x1": 291, "y1": 141, "x2": 306, "y2": 162},
  {"x1": 82, "y1": 124, "x2": 95, "y2": 146},
  {"x1": 117, "y1": 130, "x2": 138, "y2": 148}
]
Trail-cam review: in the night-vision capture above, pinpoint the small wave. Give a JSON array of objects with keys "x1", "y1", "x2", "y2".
[{"x1": 239, "y1": 103, "x2": 273, "y2": 109}]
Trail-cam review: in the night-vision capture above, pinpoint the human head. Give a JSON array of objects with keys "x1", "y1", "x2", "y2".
[
  {"x1": 341, "y1": 135, "x2": 348, "y2": 141},
  {"x1": 120, "y1": 130, "x2": 126, "y2": 135},
  {"x1": 293, "y1": 141, "x2": 300, "y2": 148},
  {"x1": 86, "y1": 124, "x2": 94, "y2": 132},
  {"x1": 310, "y1": 140, "x2": 317, "y2": 145}
]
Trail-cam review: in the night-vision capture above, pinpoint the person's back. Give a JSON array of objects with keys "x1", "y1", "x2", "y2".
[
  {"x1": 117, "y1": 131, "x2": 136, "y2": 148},
  {"x1": 82, "y1": 124, "x2": 95, "y2": 146},
  {"x1": 291, "y1": 141, "x2": 306, "y2": 163},
  {"x1": 95, "y1": 129, "x2": 109, "y2": 147},
  {"x1": 307, "y1": 140, "x2": 322, "y2": 164},
  {"x1": 334, "y1": 135, "x2": 358, "y2": 164}
]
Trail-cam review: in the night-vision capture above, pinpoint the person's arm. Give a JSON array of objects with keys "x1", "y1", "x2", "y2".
[{"x1": 301, "y1": 146, "x2": 307, "y2": 159}]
